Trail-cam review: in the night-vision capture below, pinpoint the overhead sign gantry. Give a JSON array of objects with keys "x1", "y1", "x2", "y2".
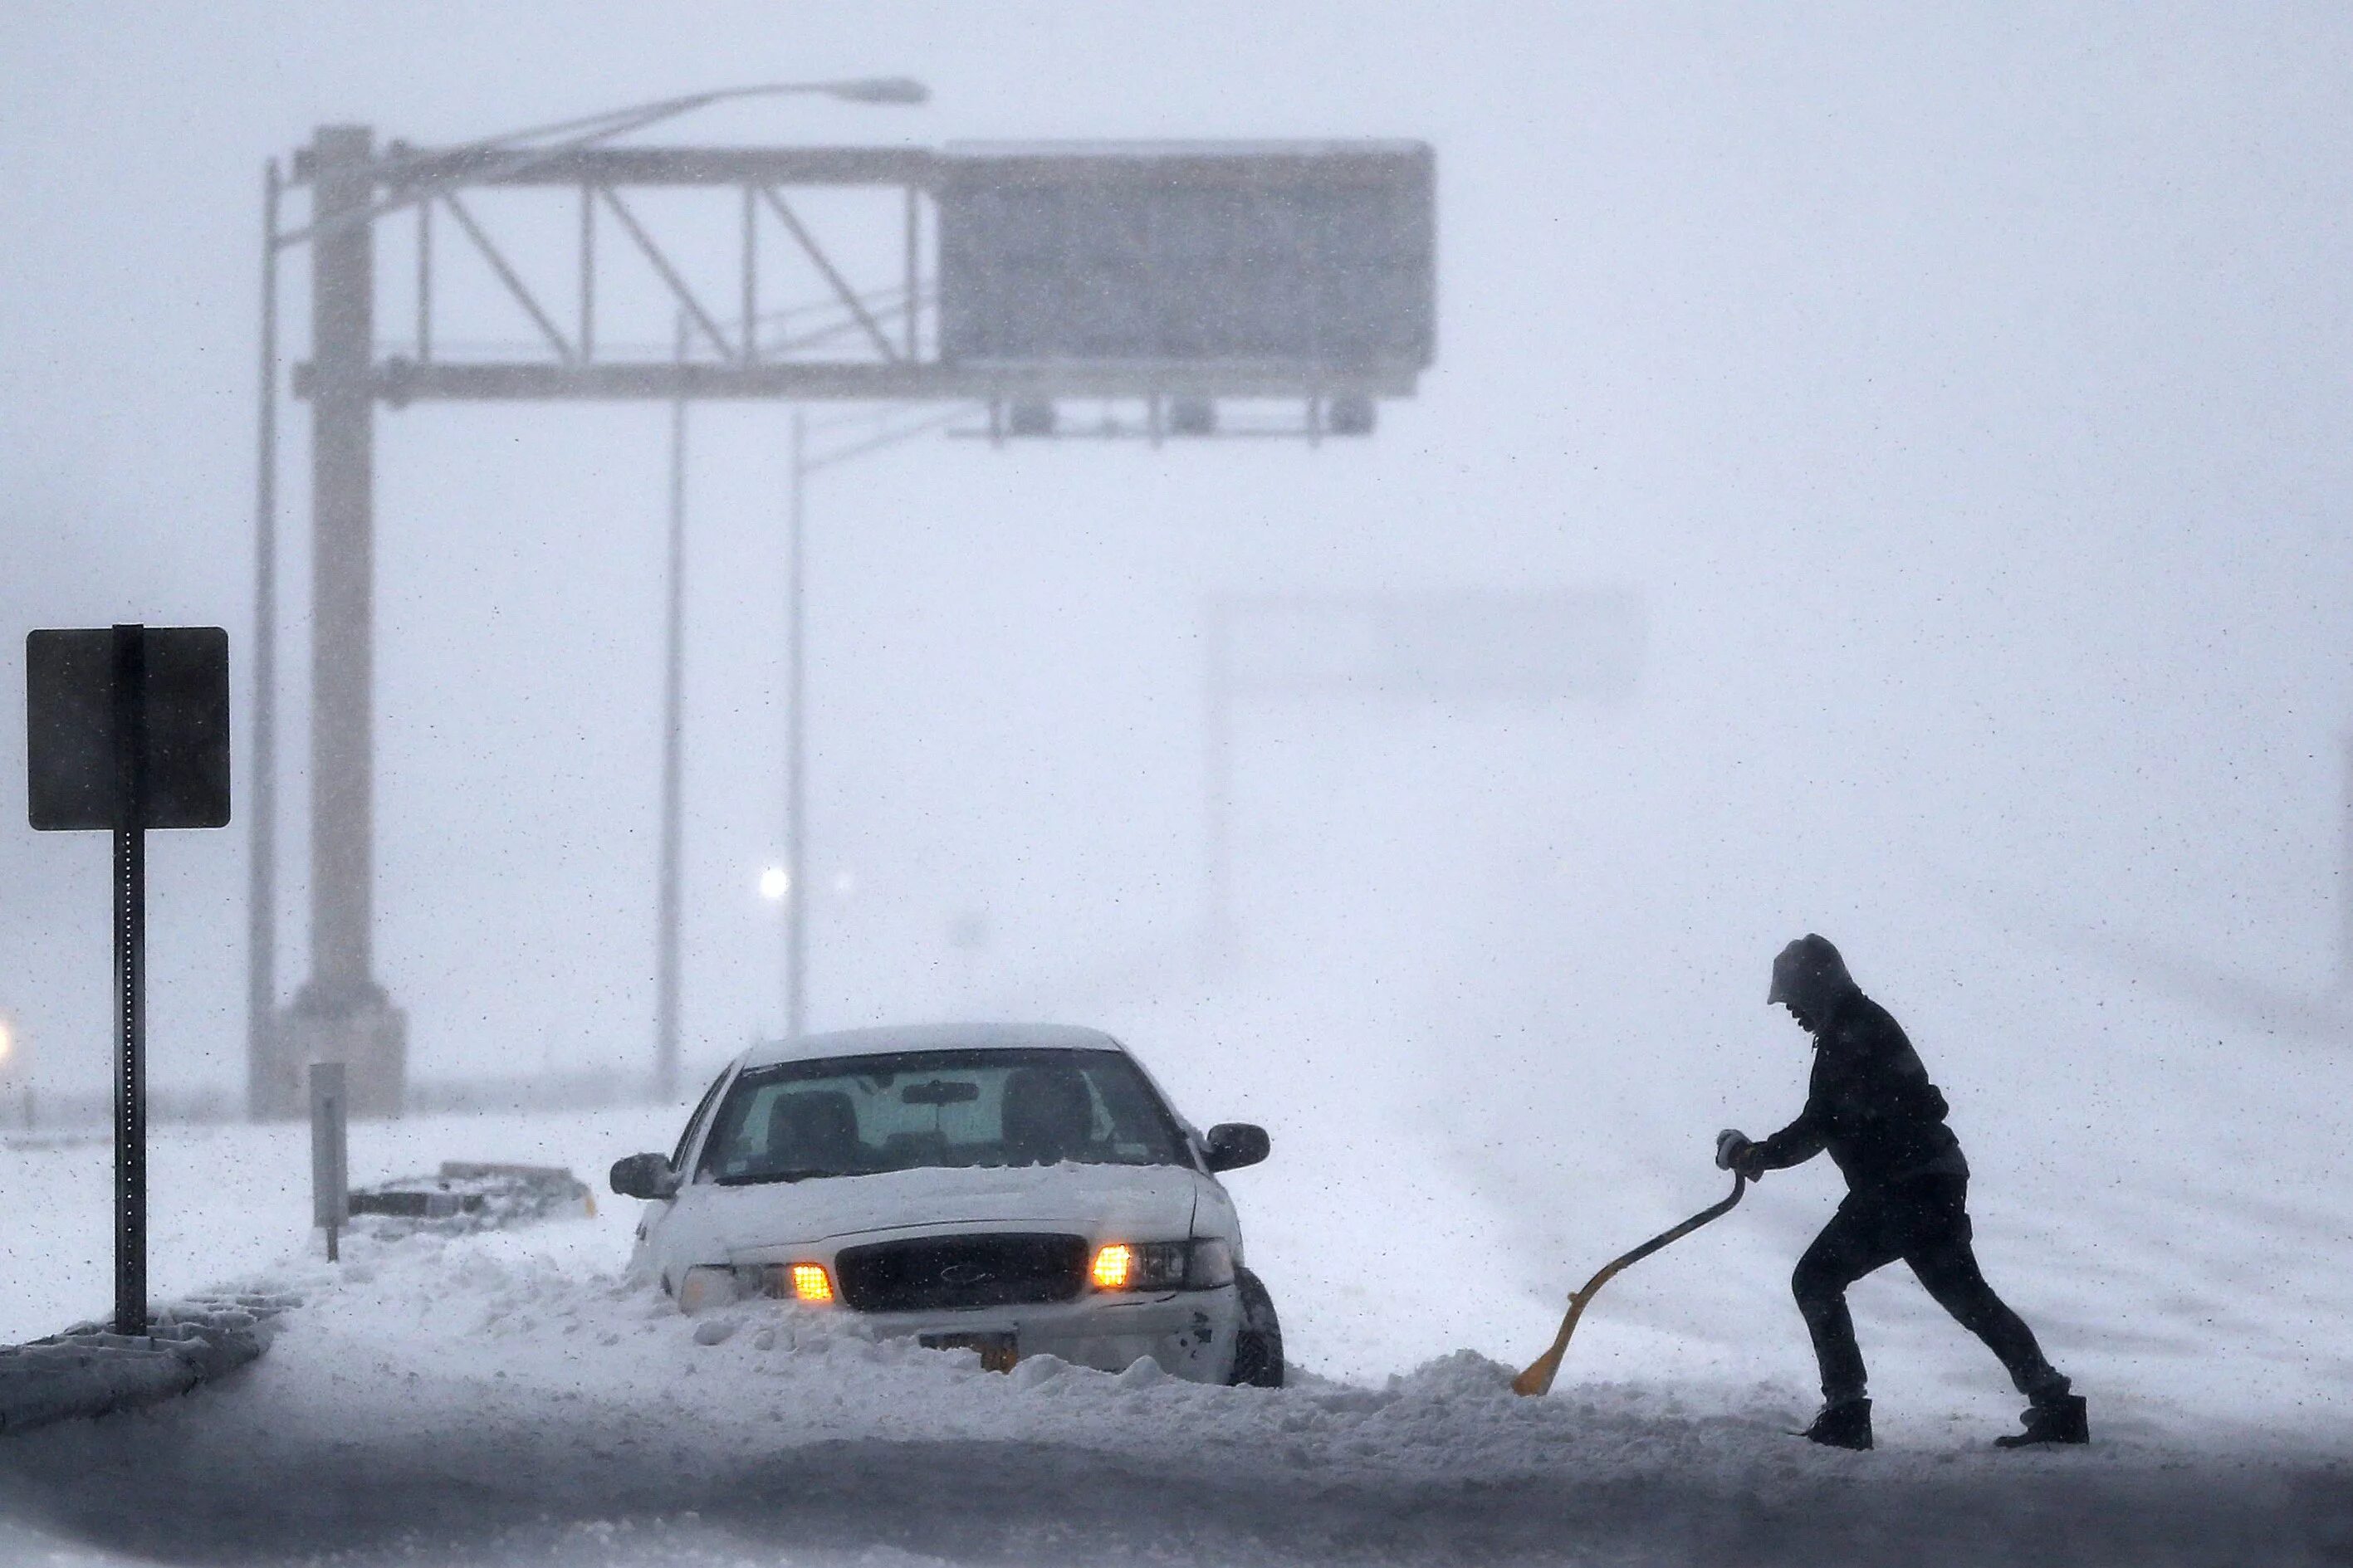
[{"x1": 252, "y1": 100, "x2": 1436, "y2": 1117}]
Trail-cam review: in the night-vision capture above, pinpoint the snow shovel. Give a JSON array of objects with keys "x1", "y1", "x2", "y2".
[{"x1": 1510, "y1": 1170, "x2": 1747, "y2": 1397}]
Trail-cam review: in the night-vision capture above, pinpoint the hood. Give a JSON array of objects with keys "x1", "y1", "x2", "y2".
[
  {"x1": 697, "y1": 1160, "x2": 1206, "y2": 1254},
  {"x1": 1768, "y1": 934, "x2": 1857, "y2": 1021}
]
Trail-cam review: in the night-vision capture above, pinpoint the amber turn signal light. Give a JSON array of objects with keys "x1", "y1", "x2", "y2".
[{"x1": 1089, "y1": 1243, "x2": 1134, "y2": 1291}]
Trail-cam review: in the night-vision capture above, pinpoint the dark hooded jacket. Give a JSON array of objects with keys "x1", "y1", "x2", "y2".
[{"x1": 1750, "y1": 936, "x2": 1967, "y2": 1190}]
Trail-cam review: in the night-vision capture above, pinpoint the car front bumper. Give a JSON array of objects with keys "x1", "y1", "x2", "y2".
[{"x1": 852, "y1": 1283, "x2": 1240, "y2": 1382}]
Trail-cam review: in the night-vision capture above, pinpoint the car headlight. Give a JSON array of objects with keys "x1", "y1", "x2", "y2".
[
  {"x1": 676, "y1": 1265, "x2": 741, "y2": 1314},
  {"x1": 1089, "y1": 1238, "x2": 1235, "y2": 1292}
]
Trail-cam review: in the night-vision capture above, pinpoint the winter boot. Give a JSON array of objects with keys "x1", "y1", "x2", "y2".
[
  {"x1": 1799, "y1": 1397, "x2": 1873, "y2": 1451},
  {"x1": 1994, "y1": 1392, "x2": 2088, "y2": 1448}
]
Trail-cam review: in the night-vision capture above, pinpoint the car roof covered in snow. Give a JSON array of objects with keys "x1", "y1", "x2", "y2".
[{"x1": 736, "y1": 1022, "x2": 1128, "y2": 1072}]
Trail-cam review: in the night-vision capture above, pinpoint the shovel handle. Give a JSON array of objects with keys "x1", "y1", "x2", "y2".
[{"x1": 1510, "y1": 1172, "x2": 1746, "y2": 1398}]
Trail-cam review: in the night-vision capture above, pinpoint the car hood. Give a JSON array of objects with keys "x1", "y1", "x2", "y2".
[{"x1": 694, "y1": 1160, "x2": 1206, "y2": 1253}]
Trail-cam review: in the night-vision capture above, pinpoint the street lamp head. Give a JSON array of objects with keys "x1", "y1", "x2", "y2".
[{"x1": 821, "y1": 76, "x2": 931, "y2": 105}]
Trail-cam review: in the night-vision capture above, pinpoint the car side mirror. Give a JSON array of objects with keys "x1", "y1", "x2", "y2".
[
  {"x1": 609, "y1": 1152, "x2": 680, "y2": 1201},
  {"x1": 1203, "y1": 1123, "x2": 1269, "y2": 1173}
]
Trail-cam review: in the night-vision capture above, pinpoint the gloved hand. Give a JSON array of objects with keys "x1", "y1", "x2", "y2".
[{"x1": 1715, "y1": 1128, "x2": 1758, "y2": 1175}]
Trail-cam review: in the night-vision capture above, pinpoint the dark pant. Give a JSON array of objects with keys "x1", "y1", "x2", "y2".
[{"x1": 1792, "y1": 1174, "x2": 2065, "y2": 1405}]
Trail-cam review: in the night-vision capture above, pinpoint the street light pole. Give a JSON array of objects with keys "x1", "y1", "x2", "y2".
[
  {"x1": 785, "y1": 408, "x2": 809, "y2": 1038},
  {"x1": 654, "y1": 315, "x2": 688, "y2": 1102},
  {"x1": 644, "y1": 288, "x2": 950, "y2": 1087},
  {"x1": 1201, "y1": 595, "x2": 1236, "y2": 974},
  {"x1": 771, "y1": 403, "x2": 966, "y2": 1039}
]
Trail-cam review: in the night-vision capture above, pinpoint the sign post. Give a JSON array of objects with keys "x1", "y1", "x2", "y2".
[
  {"x1": 310, "y1": 1061, "x2": 347, "y2": 1261},
  {"x1": 27, "y1": 624, "x2": 231, "y2": 1336},
  {"x1": 109, "y1": 627, "x2": 149, "y2": 1335}
]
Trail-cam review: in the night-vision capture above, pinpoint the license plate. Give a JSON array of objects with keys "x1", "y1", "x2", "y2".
[{"x1": 921, "y1": 1331, "x2": 1018, "y2": 1372}]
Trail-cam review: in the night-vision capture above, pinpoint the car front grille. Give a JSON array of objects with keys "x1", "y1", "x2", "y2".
[{"x1": 833, "y1": 1232, "x2": 1088, "y2": 1313}]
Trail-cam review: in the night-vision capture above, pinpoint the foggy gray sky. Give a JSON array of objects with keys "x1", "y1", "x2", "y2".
[{"x1": 3, "y1": 3, "x2": 2351, "y2": 1118}]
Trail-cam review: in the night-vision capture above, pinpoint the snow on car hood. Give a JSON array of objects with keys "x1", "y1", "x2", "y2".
[{"x1": 692, "y1": 1160, "x2": 1206, "y2": 1254}]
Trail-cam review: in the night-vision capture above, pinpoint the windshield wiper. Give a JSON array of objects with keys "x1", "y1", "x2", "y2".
[{"x1": 715, "y1": 1167, "x2": 834, "y2": 1186}]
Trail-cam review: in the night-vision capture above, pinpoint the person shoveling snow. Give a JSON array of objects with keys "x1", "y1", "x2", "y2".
[{"x1": 1717, "y1": 934, "x2": 2087, "y2": 1451}]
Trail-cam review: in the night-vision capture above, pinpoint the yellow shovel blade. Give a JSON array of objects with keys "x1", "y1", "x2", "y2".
[{"x1": 1511, "y1": 1293, "x2": 1590, "y2": 1397}]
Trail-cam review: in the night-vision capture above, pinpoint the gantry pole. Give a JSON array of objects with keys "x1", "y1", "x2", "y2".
[
  {"x1": 307, "y1": 126, "x2": 376, "y2": 1009},
  {"x1": 274, "y1": 125, "x2": 407, "y2": 1116}
]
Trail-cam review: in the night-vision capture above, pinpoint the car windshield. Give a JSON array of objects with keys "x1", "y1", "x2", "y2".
[{"x1": 694, "y1": 1047, "x2": 1190, "y2": 1185}]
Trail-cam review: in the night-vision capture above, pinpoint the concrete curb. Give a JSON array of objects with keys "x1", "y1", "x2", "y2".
[{"x1": 0, "y1": 1294, "x2": 299, "y2": 1436}]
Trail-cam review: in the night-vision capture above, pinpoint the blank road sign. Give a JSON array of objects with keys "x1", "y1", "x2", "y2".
[
  {"x1": 937, "y1": 143, "x2": 1436, "y2": 377},
  {"x1": 26, "y1": 627, "x2": 231, "y2": 831},
  {"x1": 1224, "y1": 591, "x2": 1644, "y2": 702}
]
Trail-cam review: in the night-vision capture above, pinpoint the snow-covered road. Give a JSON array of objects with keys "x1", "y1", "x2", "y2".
[
  {"x1": 2, "y1": 1214, "x2": 2347, "y2": 1566},
  {"x1": 0, "y1": 1092, "x2": 2347, "y2": 1566}
]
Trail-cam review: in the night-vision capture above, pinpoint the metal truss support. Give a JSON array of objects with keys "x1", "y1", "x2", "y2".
[
  {"x1": 759, "y1": 188, "x2": 898, "y2": 361},
  {"x1": 341, "y1": 360, "x2": 1411, "y2": 404},
  {"x1": 441, "y1": 192, "x2": 575, "y2": 361},
  {"x1": 601, "y1": 188, "x2": 735, "y2": 359}
]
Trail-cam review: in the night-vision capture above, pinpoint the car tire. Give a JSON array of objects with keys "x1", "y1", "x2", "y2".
[{"x1": 1228, "y1": 1267, "x2": 1284, "y2": 1389}]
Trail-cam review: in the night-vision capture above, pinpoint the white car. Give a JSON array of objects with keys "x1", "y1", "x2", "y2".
[{"x1": 611, "y1": 1023, "x2": 1283, "y2": 1386}]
